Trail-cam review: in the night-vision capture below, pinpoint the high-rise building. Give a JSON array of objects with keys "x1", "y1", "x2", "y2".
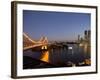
[
  {"x1": 78, "y1": 35, "x2": 80, "y2": 41},
  {"x1": 88, "y1": 30, "x2": 91, "y2": 40},
  {"x1": 84, "y1": 30, "x2": 90, "y2": 41},
  {"x1": 84, "y1": 30, "x2": 88, "y2": 40}
]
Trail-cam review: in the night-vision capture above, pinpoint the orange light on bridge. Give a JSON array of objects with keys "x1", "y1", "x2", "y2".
[{"x1": 41, "y1": 46, "x2": 47, "y2": 50}]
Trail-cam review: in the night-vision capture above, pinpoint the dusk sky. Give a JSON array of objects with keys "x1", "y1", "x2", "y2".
[{"x1": 23, "y1": 10, "x2": 90, "y2": 41}]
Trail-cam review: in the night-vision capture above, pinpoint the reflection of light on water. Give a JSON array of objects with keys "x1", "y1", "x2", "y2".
[
  {"x1": 79, "y1": 43, "x2": 83, "y2": 47},
  {"x1": 85, "y1": 59, "x2": 91, "y2": 65},
  {"x1": 79, "y1": 43, "x2": 89, "y2": 53},
  {"x1": 84, "y1": 44, "x2": 88, "y2": 53},
  {"x1": 72, "y1": 63, "x2": 76, "y2": 67},
  {"x1": 68, "y1": 46, "x2": 73, "y2": 54},
  {"x1": 67, "y1": 61, "x2": 76, "y2": 67},
  {"x1": 40, "y1": 51, "x2": 49, "y2": 62},
  {"x1": 79, "y1": 62, "x2": 85, "y2": 65},
  {"x1": 68, "y1": 47, "x2": 72, "y2": 49}
]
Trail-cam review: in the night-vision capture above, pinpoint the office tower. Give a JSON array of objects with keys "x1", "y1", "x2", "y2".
[{"x1": 84, "y1": 30, "x2": 88, "y2": 40}]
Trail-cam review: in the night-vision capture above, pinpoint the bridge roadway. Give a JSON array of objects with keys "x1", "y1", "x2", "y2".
[{"x1": 23, "y1": 43, "x2": 44, "y2": 51}]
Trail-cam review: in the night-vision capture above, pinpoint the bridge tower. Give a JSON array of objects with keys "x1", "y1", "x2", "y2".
[
  {"x1": 39, "y1": 36, "x2": 48, "y2": 44},
  {"x1": 23, "y1": 33, "x2": 49, "y2": 62}
]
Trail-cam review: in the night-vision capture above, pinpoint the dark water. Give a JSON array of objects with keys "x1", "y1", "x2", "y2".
[{"x1": 23, "y1": 44, "x2": 90, "y2": 68}]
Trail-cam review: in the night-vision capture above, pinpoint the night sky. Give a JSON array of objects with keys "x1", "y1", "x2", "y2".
[{"x1": 23, "y1": 10, "x2": 90, "y2": 41}]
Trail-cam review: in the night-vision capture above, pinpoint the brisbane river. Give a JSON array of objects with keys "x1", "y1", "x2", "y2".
[{"x1": 23, "y1": 43, "x2": 91, "y2": 69}]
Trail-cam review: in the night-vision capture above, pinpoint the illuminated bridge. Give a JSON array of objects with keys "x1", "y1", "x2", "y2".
[{"x1": 23, "y1": 33, "x2": 48, "y2": 51}]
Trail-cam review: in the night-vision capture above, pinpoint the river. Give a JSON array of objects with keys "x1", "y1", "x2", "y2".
[{"x1": 23, "y1": 43, "x2": 90, "y2": 69}]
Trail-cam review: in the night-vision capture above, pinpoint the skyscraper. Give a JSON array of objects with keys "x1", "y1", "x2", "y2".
[
  {"x1": 84, "y1": 30, "x2": 88, "y2": 40},
  {"x1": 88, "y1": 30, "x2": 91, "y2": 40}
]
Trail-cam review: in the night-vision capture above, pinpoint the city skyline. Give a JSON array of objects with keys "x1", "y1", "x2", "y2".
[{"x1": 23, "y1": 10, "x2": 90, "y2": 41}]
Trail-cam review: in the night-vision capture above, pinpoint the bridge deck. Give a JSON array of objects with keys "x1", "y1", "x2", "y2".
[{"x1": 23, "y1": 44, "x2": 44, "y2": 50}]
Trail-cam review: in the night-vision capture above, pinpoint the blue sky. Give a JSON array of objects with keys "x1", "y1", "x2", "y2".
[{"x1": 23, "y1": 10, "x2": 90, "y2": 41}]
